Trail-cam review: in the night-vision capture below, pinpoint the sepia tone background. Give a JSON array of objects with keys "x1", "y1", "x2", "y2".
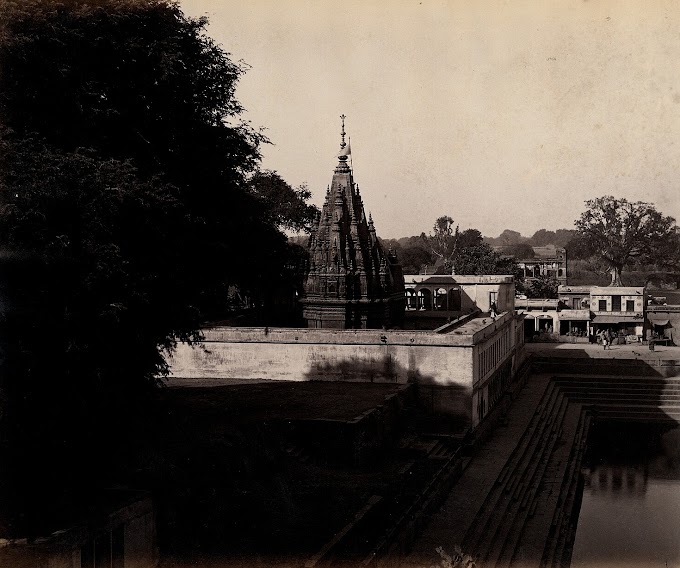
[{"x1": 182, "y1": 0, "x2": 680, "y2": 238}]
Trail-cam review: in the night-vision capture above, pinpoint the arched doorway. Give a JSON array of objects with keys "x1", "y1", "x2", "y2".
[
  {"x1": 434, "y1": 288, "x2": 448, "y2": 310},
  {"x1": 537, "y1": 315, "x2": 554, "y2": 333},
  {"x1": 417, "y1": 288, "x2": 432, "y2": 310},
  {"x1": 404, "y1": 289, "x2": 417, "y2": 310}
]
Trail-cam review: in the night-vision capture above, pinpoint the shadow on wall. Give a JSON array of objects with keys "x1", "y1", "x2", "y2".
[
  {"x1": 304, "y1": 355, "x2": 473, "y2": 434},
  {"x1": 304, "y1": 349, "x2": 439, "y2": 384}
]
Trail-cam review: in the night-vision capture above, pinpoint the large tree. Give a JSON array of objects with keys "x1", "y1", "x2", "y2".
[
  {"x1": 417, "y1": 218, "x2": 518, "y2": 275},
  {"x1": 0, "y1": 0, "x2": 284, "y2": 378},
  {"x1": 453, "y1": 244, "x2": 517, "y2": 276},
  {"x1": 574, "y1": 196, "x2": 676, "y2": 286},
  {"x1": 526, "y1": 275, "x2": 559, "y2": 299},
  {"x1": 0, "y1": 0, "x2": 308, "y2": 535},
  {"x1": 423, "y1": 216, "x2": 459, "y2": 273},
  {"x1": 457, "y1": 228, "x2": 484, "y2": 249}
]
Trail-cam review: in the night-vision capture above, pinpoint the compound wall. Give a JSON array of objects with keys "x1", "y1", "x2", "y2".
[{"x1": 168, "y1": 326, "x2": 475, "y2": 386}]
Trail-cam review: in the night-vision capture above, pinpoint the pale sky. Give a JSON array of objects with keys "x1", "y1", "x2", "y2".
[{"x1": 181, "y1": 0, "x2": 680, "y2": 239}]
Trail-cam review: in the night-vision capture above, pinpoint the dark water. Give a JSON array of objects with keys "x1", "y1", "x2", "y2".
[{"x1": 571, "y1": 423, "x2": 680, "y2": 568}]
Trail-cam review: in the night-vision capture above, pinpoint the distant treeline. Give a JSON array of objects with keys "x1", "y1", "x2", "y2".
[
  {"x1": 482, "y1": 228, "x2": 575, "y2": 249},
  {"x1": 375, "y1": 228, "x2": 579, "y2": 274}
]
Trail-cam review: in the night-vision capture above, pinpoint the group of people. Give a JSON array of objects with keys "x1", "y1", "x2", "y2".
[
  {"x1": 564, "y1": 329, "x2": 587, "y2": 337},
  {"x1": 598, "y1": 329, "x2": 616, "y2": 350}
]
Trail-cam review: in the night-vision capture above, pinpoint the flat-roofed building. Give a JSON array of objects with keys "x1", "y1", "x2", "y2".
[
  {"x1": 589, "y1": 286, "x2": 646, "y2": 337},
  {"x1": 402, "y1": 274, "x2": 514, "y2": 329},
  {"x1": 513, "y1": 245, "x2": 568, "y2": 285},
  {"x1": 519, "y1": 285, "x2": 648, "y2": 343}
]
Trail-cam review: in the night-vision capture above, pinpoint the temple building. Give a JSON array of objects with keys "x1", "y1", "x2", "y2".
[{"x1": 300, "y1": 117, "x2": 405, "y2": 329}]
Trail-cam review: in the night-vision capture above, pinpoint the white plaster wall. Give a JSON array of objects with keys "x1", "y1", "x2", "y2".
[
  {"x1": 166, "y1": 313, "x2": 519, "y2": 389},
  {"x1": 169, "y1": 339, "x2": 475, "y2": 387}
]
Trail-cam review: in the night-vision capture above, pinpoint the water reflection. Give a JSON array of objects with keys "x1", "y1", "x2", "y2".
[
  {"x1": 571, "y1": 423, "x2": 680, "y2": 568},
  {"x1": 582, "y1": 463, "x2": 648, "y2": 496}
]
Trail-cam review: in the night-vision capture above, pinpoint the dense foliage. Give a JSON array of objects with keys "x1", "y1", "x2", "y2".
[
  {"x1": 484, "y1": 228, "x2": 576, "y2": 249},
  {"x1": 384, "y1": 217, "x2": 517, "y2": 276},
  {"x1": 423, "y1": 216, "x2": 459, "y2": 273},
  {"x1": 520, "y1": 275, "x2": 560, "y2": 299},
  {"x1": 0, "y1": 0, "x2": 313, "y2": 535},
  {"x1": 249, "y1": 170, "x2": 319, "y2": 233},
  {"x1": 574, "y1": 196, "x2": 676, "y2": 286}
]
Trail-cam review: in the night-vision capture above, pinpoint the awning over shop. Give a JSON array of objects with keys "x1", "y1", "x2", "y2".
[
  {"x1": 592, "y1": 315, "x2": 643, "y2": 324},
  {"x1": 559, "y1": 310, "x2": 590, "y2": 321},
  {"x1": 648, "y1": 314, "x2": 670, "y2": 326}
]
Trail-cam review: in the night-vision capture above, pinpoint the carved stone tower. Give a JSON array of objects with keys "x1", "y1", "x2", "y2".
[{"x1": 300, "y1": 116, "x2": 405, "y2": 329}]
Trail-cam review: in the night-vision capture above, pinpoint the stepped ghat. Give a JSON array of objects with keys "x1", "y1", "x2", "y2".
[{"x1": 400, "y1": 345, "x2": 680, "y2": 568}]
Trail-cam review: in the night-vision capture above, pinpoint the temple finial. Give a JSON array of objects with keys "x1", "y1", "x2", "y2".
[{"x1": 340, "y1": 114, "x2": 346, "y2": 149}]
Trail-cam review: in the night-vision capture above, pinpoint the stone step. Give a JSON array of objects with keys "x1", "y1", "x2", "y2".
[
  {"x1": 462, "y1": 384, "x2": 562, "y2": 555},
  {"x1": 555, "y1": 381, "x2": 680, "y2": 391},
  {"x1": 555, "y1": 380, "x2": 680, "y2": 392},
  {"x1": 427, "y1": 440, "x2": 457, "y2": 460},
  {"x1": 577, "y1": 401, "x2": 680, "y2": 410},
  {"x1": 498, "y1": 405, "x2": 585, "y2": 568},
  {"x1": 470, "y1": 395, "x2": 570, "y2": 565},
  {"x1": 539, "y1": 411, "x2": 591, "y2": 568},
  {"x1": 552, "y1": 415, "x2": 592, "y2": 568},
  {"x1": 553, "y1": 374, "x2": 680, "y2": 382},
  {"x1": 483, "y1": 400, "x2": 574, "y2": 568},
  {"x1": 556, "y1": 385, "x2": 680, "y2": 396},
  {"x1": 589, "y1": 408, "x2": 680, "y2": 421},
  {"x1": 561, "y1": 392, "x2": 680, "y2": 400},
  {"x1": 491, "y1": 382, "x2": 558, "y2": 490},
  {"x1": 564, "y1": 396, "x2": 680, "y2": 407}
]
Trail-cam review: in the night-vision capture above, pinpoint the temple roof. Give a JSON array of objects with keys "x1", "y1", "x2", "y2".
[{"x1": 303, "y1": 116, "x2": 402, "y2": 304}]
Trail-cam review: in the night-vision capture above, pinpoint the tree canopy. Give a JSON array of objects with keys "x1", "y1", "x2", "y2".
[
  {"x1": 574, "y1": 196, "x2": 676, "y2": 286},
  {"x1": 249, "y1": 170, "x2": 319, "y2": 233},
  {"x1": 0, "y1": 0, "x2": 314, "y2": 533},
  {"x1": 453, "y1": 244, "x2": 518, "y2": 276},
  {"x1": 457, "y1": 228, "x2": 484, "y2": 249},
  {"x1": 497, "y1": 229, "x2": 526, "y2": 246},
  {"x1": 0, "y1": 0, "x2": 299, "y2": 380},
  {"x1": 400, "y1": 216, "x2": 517, "y2": 276},
  {"x1": 423, "y1": 215, "x2": 459, "y2": 273},
  {"x1": 497, "y1": 243, "x2": 535, "y2": 260},
  {"x1": 524, "y1": 275, "x2": 559, "y2": 299}
]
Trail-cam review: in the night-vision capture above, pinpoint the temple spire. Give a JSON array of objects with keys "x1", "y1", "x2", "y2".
[{"x1": 301, "y1": 118, "x2": 404, "y2": 329}]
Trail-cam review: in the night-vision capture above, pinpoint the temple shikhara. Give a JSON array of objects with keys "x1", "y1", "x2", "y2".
[{"x1": 301, "y1": 116, "x2": 405, "y2": 329}]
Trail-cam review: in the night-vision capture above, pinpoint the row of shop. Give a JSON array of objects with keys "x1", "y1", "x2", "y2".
[
  {"x1": 521, "y1": 310, "x2": 648, "y2": 343},
  {"x1": 519, "y1": 285, "x2": 674, "y2": 344}
]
